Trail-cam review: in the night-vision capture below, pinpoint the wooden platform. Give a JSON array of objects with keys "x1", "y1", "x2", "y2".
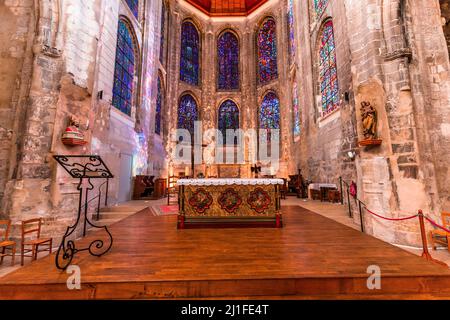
[{"x1": 2, "y1": 206, "x2": 450, "y2": 300}]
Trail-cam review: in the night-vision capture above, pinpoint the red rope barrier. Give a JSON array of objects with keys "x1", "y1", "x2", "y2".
[
  {"x1": 424, "y1": 215, "x2": 450, "y2": 233},
  {"x1": 364, "y1": 207, "x2": 418, "y2": 221}
]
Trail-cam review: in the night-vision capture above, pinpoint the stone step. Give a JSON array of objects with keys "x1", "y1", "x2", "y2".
[
  {"x1": 100, "y1": 205, "x2": 148, "y2": 213},
  {"x1": 97, "y1": 211, "x2": 136, "y2": 220}
]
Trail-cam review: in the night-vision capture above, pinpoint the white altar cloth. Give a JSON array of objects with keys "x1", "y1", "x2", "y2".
[{"x1": 177, "y1": 178, "x2": 284, "y2": 186}]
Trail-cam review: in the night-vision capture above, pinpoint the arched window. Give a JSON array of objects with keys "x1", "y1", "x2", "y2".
[
  {"x1": 160, "y1": 1, "x2": 167, "y2": 64},
  {"x1": 260, "y1": 92, "x2": 281, "y2": 142},
  {"x1": 318, "y1": 20, "x2": 339, "y2": 115},
  {"x1": 287, "y1": 0, "x2": 297, "y2": 65},
  {"x1": 292, "y1": 81, "x2": 301, "y2": 137},
  {"x1": 218, "y1": 100, "x2": 240, "y2": 145},
  {"x1": 178, "y1": 94, "x2": 199, "y2": 142},
  {"x1": 112, "y1": 19, "x2": 138, "y2": 116},
  {"x1": 155, "y1": 76, "x2": 163, "y2": 135},
  {"x1": 257, "y1": 18, "x2": 278, "y2": 84},
  {"x1": 125, "y1": 0, "x2": 139, "y2": 19},
  {"x1": 217, "y1": 31, "x2": 240, "y2": 90},
  {"x1": 180, "y1": 21, "x2": 200, "y2": 86},
  {"x1": 314, "y1": 0, "x2": 329, "y2": 18}
]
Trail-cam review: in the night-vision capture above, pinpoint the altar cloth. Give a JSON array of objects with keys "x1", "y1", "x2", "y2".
[{"x1": 177, "y1": 179, "x2": 283, "y2": 229}]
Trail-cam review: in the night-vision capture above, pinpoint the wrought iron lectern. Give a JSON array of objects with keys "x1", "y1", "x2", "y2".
[{"x1": 53, "y1": 155, "x2": 114, "y2": 270}]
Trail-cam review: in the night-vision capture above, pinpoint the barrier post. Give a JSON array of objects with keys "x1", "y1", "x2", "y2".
[{"x1": 418, "y1": 209, "x2": 447, "y2": 267}]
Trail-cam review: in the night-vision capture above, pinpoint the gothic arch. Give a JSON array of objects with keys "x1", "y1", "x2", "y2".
[
  {"x1": 112, "y1": 17, "x2": 141, "y2": 116},
  {"x1": 255, "y1": 16, "x2": 279, "y2": 85},
  {"x1": 314, "y1": 18, "x2": 339, "y2": 117},
  {"x1": 216, "y1": 29, "x2": 241, "y2": 91},
  {"x1": 180, "y1": 19, "x2": 202, "y2": 86},
  {"x1": 217, "y1": 99, "x2": 240, "y2": 145},
  {"x1": 177, "y1": 92, "x2": 201, "y2": 140}
]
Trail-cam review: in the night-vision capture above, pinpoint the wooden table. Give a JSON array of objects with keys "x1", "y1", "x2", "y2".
[{"x1": 177, "y1": 179, "x2": 283, "y2": 229}]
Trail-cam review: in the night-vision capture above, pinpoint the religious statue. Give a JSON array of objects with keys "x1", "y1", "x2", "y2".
[
  {"x1": 361, "y1": 101, "x2": 378, "y2": 140},
  {"x1": 61, "y1": 116, "x2": 87, "y2": 146}
]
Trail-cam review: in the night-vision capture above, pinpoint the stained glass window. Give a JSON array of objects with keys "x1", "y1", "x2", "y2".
[
  {"x1": 287, "y1": 0, "x2": 296, "y2": 65},
  {"x1": 257, "y1": 18, "x2": 278, "y2": 84},
  {"x1": 112, "y1": 20, "x2": 137, "y2": 116},
  {"x1": 125, "y1": 0, "x2": 139, "y2": 19},
  {"x1": 218, "y1": 100, "x2": 240, "y2": 145},
  {"x1": 159, "y1": 2, "x2": 166, "y2": 64},
  {"x1": 293, "y1": 81, "x2": 301, "y2": 137},
  {"x1": 319, "y1": 20, "x2": 339, "y2": 115},
  {"x1": 218, "y1": 32, "x2": 240, "y2": 90},
  {"x1": 178, "y1": 94, "x2": 199, "y2": 141},
  {"x1": 155, "y1": 77, "x2": 163, "y2": 135},
  {"x1": 180, "y1": 22, "x2": 200, "y2": 86},
  {"x1": 314, "y1": 0, "x2": 329, "y2": 18},
  {"x1": 260, "y1": 92, "x2": 281, "y2": 142}
]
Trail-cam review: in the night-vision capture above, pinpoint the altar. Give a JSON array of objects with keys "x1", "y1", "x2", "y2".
[{"x1": 177, "y1": 179, "x2": 283, "y2": 229}]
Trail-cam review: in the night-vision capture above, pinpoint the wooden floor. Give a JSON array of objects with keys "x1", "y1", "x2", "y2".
[{"x1": 2, "y1": 206, "x2": 450, "y2": 299}]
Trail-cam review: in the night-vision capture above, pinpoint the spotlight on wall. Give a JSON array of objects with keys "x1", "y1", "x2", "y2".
[{"x1": 347, "y1": 151, "x2": 356, "y2": 160}]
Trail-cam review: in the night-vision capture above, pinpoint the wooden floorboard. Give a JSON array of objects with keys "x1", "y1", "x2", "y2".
[{"x1": 1, "y1": 206, "x2": 450, "y2": 299}]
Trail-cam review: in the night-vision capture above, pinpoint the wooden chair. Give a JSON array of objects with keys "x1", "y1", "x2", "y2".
[
  {"x1": 167, "y1": 175, "x2": 179, "y2": 206},
  {"x1": 429, "y1": 212, "x2": 450, "y2": 252},
  {"x1": 0, "y1": 220, "x2": 16, "y2": 266},
  {"x1": 21, "y1": 218, "x2": 53, "y2": 266}
]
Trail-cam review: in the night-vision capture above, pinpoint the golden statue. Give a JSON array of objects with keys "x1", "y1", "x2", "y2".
[{"x1": 361, "y1": 101, "x2": 378, "y2": 140}]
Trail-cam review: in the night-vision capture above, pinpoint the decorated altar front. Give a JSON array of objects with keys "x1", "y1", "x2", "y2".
[{"x1": 177, "y1": 179, "x2": 283, "y2": 229}]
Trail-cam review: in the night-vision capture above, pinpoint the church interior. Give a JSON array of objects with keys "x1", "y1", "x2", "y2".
[{"x1": 1, "y1": 0, "x2": 450, "y2": 300}]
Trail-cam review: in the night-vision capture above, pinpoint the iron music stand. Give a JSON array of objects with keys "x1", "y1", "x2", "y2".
[{"x1": 53, "y1": 155, "x2": 114, "y2": 270}]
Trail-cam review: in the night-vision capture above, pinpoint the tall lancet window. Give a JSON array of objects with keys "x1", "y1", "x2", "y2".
[
  {"x1": 319, "y1": 20, "x2": 339, "y2": 115},
  {"x1": 260, "y1": 92, "x2": 281, "y2": 142},
  {"x1": 155, "y1": 77, "x2": 163, "y2": 135},
  {"x1": 160, "y1": 1, "x2": 167, "y2": 64},
  {"x1": 293, "y1": 81, "x2": 301, "y2": 137},
  {"x1": 287, "y1": 0, "x2": 297, "y2": 65},
  {"x1": 112, "y1": 19, "x2": 138, "y2": 116},
  {"x1": 218, "y1": 100, "x2": 240, "y2": 145},
  {"x1": 180, "y1": 21, "x2": 200, "y2": 86},
  {"x1": 217, "y1": 31, "x2": 240, "y2": 90},
  {"x1": 257, "y1": 18, "x2": 278, "y2": 84},
  {"x1": 178, "y1": 94, "x2": 199, "y2": 143},
  {"x1": 125, "y1": 0, "x2": 139, "y2": 19},
  {"x1": 314, "y1": 0, "x2": 329, "y2": 18}
]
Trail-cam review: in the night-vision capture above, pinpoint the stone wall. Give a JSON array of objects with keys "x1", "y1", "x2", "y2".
[
  {"x1": 292, "y1": 0, "x2": 450, "y2": 246},
  {"x1": 0, "y1": 0, "x2": 35, "y2": 214},
  {"x1": 294, "y1": 0, "x2": 357, "y2": 189},
  {"x1": 0, "y1": 0, "x2": 160, "y2": 243}
]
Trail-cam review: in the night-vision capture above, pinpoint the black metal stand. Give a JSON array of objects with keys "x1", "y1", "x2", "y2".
[{"x1": 53, "y1": 155, "x2": 114, "y2": 270}]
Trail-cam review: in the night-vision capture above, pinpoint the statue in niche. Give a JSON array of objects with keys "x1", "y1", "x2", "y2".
[
  {"x1": 61, "y1": 116, "x2": 87, "y2": 146},
  {"x1": 361, "y1": 101, "x2": 378, "y2": 140},
  {"x1": 359, "y1": 101, "x2": 382, "y2": 147}
]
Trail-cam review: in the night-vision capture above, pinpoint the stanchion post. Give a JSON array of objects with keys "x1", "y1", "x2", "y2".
[
  {"x1": 418, "y1": 209, "x2": 447, "y2": 267},
  {"x1": 347, "y1": 185, "x2": 352, "y2": 218},
  {"x1": 358, "y1": 201, "x2": 364, "y2": 233},
  {"x1": 418, "y1": 210, "x2": 432, "y2": 260}
]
